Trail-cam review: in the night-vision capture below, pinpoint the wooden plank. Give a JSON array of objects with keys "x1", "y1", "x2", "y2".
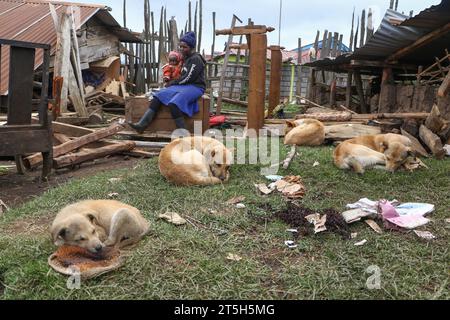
[
  {"x1": 247, "y1": 33, "x2": 267, "y2": 132},
  {"x1": 67, "y1": 65, "x2": 88, "y2": 117},
  {"x1": 53, "y1": 141, "x2": 136, "y2": 169},
  {"x1": 353, "y1": 69, "x2": 368, "y2": 113},
  {"x1": 345, "y1": 71, "x2": 353, "y2": 108},
  {"x1": 7, "y1": 46, "x2": 35, "y2": 125},
  {"x1": 0, "y1": 130, "x2": 52, "y2": 155},
  {"x1": 24, "y1": 123, "x2": 124, "y2": 168},
  {"x1": 387, "y1": 22, "x2": 450, "y2": 62},
  {"x1": 268, "y1": 46, "x2": 282, "y2": 116},
  {"x1": 438, "y1": 70, "x2": 450, "y2": 97},
  {"x1": 52, "y1": 121, "x2": 95, "y2": 137}
]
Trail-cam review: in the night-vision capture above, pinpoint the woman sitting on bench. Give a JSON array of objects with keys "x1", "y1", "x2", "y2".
[{"x1": 128, "y1": 31, "x2": 206, "y2": 133}]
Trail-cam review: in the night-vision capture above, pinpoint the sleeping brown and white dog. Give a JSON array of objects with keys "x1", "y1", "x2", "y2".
[
  {"x1": 284, "y1": 119, "x2": 325, "y2": 146},
  {"x1": 333, "y1": 133, "x2": 414, "y2": 174},
  {"x1": 159, "y1": 136, "x2": 233, "y2": 186},
  {"x1": 50, "y1": 200, "x2": 150, "y2": 253}
]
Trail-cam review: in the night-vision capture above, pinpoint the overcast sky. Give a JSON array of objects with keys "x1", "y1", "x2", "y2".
[{"x1": 74, "y1": 0, "x2": 441, "y2": 52}]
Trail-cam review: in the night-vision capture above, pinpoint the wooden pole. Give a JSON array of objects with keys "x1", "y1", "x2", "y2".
[
  {"x1": 268, "y1": 46, "x2": 282, "y2": 116},
  {"x1": 337, "y1": 34, "x2": 343, "y2": 56},
  {"x1": 378, "y1": 67, "x2": 395, "y2": 113},
  {"x1": 194, "y1": 1, "x2": 198, "y2": 41},
  {"x1": 198, "y1": 0, "x2": 203, "y2": 52},
  {"x1": 188, "y1": 0, "x2": 192, "y2": 31},
  {"x1": 367, "y1": 8, "x2": 374, "y2": 42},
  {"x1": 353, "y1": 69, "x2": 367, "y2": 113},
  {"x1": 360, "y1": 10, "x2": 366, "y2": 48},
  {"x1": 345, "y1": 71, "x2": 353, "y2": 109},
  {"x1": 247, "y1": 33, "x2": 267, "y2": 132},
  {"x1": 296, "y1": 38, "x2": 302, "y2": 101},
  {"x1": 144, "y1": 0, "x2": 151, "y2": 89},
  {"x1": 330, "y1": 74, "x2": 337, "y2": 107},
  {"x1": 321, "y1": 30, "x2": 328, "y2": 59},
  {"x1": 313, "y1": 31, "x2": 320, "y2": 59},
  {"x1": 307, "y1": 68, "x2": 316, "y2": 104},
  {"x1": 332, "y1": 32, "x2": 339, "y2": 57},
  {"x1": 354, "y1": 17, "x2": 359, "y2": 50},
  {"x1": 349, "y1": 8, "x2": 355, "y2": 52},
  {"x1": 229, "y1": 35, "x2": 243, "y2": 99}
]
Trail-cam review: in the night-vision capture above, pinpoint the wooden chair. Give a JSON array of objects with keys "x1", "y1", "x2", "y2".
[{"x1": 0, "y1": 39, "x2": 52, "y2": 179}]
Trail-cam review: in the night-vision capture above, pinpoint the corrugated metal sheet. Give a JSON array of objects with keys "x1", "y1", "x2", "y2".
[
  {"x1": 304, "y1": 4, "x2": 450, "y2": 70},
  {"x1": 400, "y1": 0, "x2": 450, "y2": 29},
  {"x1": 0, "y1": 0, "x2": 140, "y2": 95}
]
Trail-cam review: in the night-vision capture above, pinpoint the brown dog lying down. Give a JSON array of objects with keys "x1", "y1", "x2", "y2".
[
  {"x1": 159, "y1": 136, "x2": 233, "y2": 186},
  {"x1": 334, "y1": 133, "x2": 413, "y2": 174},
  {"x1": 284, "y1": 119, "x2": 325, "y2": 146},
  {"x1": 51, "y1": 200, "x2": 150, "y2": 253}
]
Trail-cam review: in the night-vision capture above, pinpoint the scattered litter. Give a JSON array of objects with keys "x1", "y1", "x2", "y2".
[
  {"x1": 346, "y1": 198, "x2": 379, "y2": 214},
  {"x1": 446, "y1": 219, "x2": 450, "y2": 224},
  {"x1": 313, "y1": 161, "x2": 320, "y2": 167},
  {"x1": 108, "y1": 178, "x2": 122, "y2": 184},
  {"x1": 158, "y1": 212, "x2": 187, "y2": 226},
  {"x1": 0, "y1": 199, "x2": 8, "y2": 216},
  {"x1": 379, "y1": 200, "x2": 431, "y2": 230},
  {"x1": 107, "y1": 192, "x2": 119, "y2": 198},
  {"x1": 284, "y1": 240, "x2": 298, "y2": 249},
  {"x1": 365, "y1": 219, "x2": 383, "y2": 234},
  {"x1": 226, "y1": 196, "x2": 246, "y2": 205},
  {"x1": 395, "y1": 203, "x2": 435, "y2": 217},
  {"x1": 351, "y1": 233, "x2": 358, "y2": 239},
  {"x1": 286, "y1": 229, "x2": 298, "y2": 233},
  {"x1": 354, "y1": 239, "x2": 368, "y2": 247},
  {"x1": 305, "y1": 214, "x2": 327, "y2": 234},
  {"x1": 255, "y1": 183, "x2": 274, "y2": 195},
  {"x1": 342, "y1": 208, "x2": 376, "y2": 224},
  {"x1": 414, "y1": 230, "x2": 436, "y2": 240},
  {"x1": 276, "y1": 204, "x2": 350, "y2": 239},
  {"x1": 274, "y1": 176, "x2": 306, "y2": 200},
  {"x1": 226, "y1": 253, "x2": 243, "y2": 262},
  {"x1": 236, "y1": 203, "x2": 246, "y2": 209},
  {"x1": 265, "y1": 175, "x2": 284, "y2": 182}
]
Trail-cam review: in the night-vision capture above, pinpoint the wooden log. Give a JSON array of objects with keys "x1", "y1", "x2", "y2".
[
  {"x1": 53, "y1": 133, "x2": 72, "y2": 145},
  {"x1": 359, "y1": 10, "x2": 366, "y2": 48},
  {"x1": 401, "y1": 129, "x2": 429, "y2": 158},
  {"x1": 438, "y1": 70, "x2": 450, "y2": 97},
  {"x1": 349, "y1": 9, "x2": 355, "y2": 52},
  {"x1": 221, "y1": 97, "x2": 248, "y2": 107},
  {"x1": 425, "y1": 105, "x2": 445, "y2": 134},
  {"x1": 296, "y1": 112, "x2": 430, "y2": 122},
  {"x1": 353, "y1": 69, "x2": 368, "y2": 113},
  {"x1": 247, "y1": 33, "x2": 267, "y2": 132},
  {"x1": 296, "y1": 112, "x2": 353, "y2": 122},
  {"x1": 54, "y1": 141, "x2": 136, "y2": 169},
  {"x1": 329, "y1": 75, "x2": 337, "y2": 107},
  {"x1": 325, "y1": 124, "x2": 381, "y2": 141},
  {"x1": 345, "y1": 71, "x2": 353, "y2": 108},
  {"x1": 215, "y1": 26, "x2": 275, "y2": 36},
  {"x1": 24, "y1": 123, "x2": 124, "y2": 168},
  {"x1": 268, "y1": 46, "x2": 282, "y2": 116},
  {"x1": 52, "y1": 121, "x2": 95, "y2": 137},
  {"x1": 419, "y1": 125, "x2": 446, "y2": 159}
]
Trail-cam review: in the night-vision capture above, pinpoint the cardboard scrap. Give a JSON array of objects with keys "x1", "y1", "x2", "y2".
[
  {"x1": 226, "y1": 253, "x2": 243, "y2": 261},
  {"x1": 305, "y1": 213, "x2": 327, "y2": 234},
  {"x1": 365, "y1": 219, "x2": 383, "y2": 234},
  {"x1": 226, "y1": 196, "x2": 246, "y2": 205},
  {"x1": 354, "y1": 239, "x2": 367, "y2": 246},
  {"x1": 274, "y1": 176, "x2": 306, "y2": 200},
  {"x1": 255, "y1": 184, "x2": 274, "y2": 195},
  {"x1": 158, "y1": 212, "x2": 187, "y2": 226},
  {"x1": 342, "y1": 209, "x2": 376, "y2": 224},
  {"x1": 413, "y1": 230, "x2": 436, "y2": 240}
]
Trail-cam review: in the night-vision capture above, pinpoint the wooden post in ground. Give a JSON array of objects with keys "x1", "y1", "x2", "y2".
[
  {"x1": 296, "y1": 38, "x2": 302, "y2": 102},
  {"x1": 360, "y1": 10, "x2": 366, "y2": 48},
  {"x1": 345, "y1": 71, "x2": 353, "y2": 109},
  {"x1": 349, "y1": 8, "x2": 355, "y2": 52},
  {"x1": 247, "y1": 33, "x2": 267, "y2": 132},
  {"x1": 307, "y1": 68, "x2": 316, "y2": 105},
  {"x1": 330, "y1": 74, "x2": 337, "y2": 107},
  {"x1": 321, "y1": 30, "x2": 328, "y2": 59},
  {"x1": 268, "y1": 45, "x2": 282, "y2": 117},
  {"x1": 378, "y1": 67, "x2": 396, "y2": 113},
  {"x1": 354, "y1": 69, "x2": 368, "y2": 113}
]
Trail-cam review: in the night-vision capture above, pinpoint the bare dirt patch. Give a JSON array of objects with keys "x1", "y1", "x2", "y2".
[{"x1": 0, "y1": 156, "x2": 142, "y2": 210}]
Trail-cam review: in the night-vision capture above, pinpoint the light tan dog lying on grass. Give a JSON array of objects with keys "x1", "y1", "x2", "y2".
[
  {"x1": 284, "y1": 119, "x2": 325, "y2": 146},
  {"x1": 159, "y1": 136, "x2": 233, "y2": 186},
  {"x1": 334, "y1": 133, "x2": 413, "y2": 174},
  {"x1": 51, "y1": 200, "x2": 150, "y2": 253}
]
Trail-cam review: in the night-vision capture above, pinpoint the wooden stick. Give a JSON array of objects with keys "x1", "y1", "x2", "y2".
[
  {"x1": 198, "y1": 0, "x2": 203, "y2": 52},
  {"x1": 283, "y1": 146, "x2": 297, "y2": 170}
]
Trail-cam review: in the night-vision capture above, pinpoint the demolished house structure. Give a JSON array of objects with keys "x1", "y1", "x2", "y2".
[{"x1": 303, "y1": 0, "x2": 450, "y2": 118}]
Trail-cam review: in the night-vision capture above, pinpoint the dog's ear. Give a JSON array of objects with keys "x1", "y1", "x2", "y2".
[
  {"x1": 53, "y1": 227, "x2": 67, "y2": 246},
  {"x1": 286, "y1": 120, "x2": 296, "y2": 128},
  {"x1": 86, "y1": 213, "x2": 98, "y2": 225},
  {"x1": 210, "y1": 149, "x2": 216, "y2": 158}
]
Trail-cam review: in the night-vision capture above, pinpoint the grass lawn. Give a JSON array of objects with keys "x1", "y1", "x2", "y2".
[{"x1": 0, "y1": 142, "x2": 449, "y2": 300}]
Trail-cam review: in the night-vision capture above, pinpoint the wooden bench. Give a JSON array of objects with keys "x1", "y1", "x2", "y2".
[
  {"x1": 125, "y1": 95, "x2": 210, "y2": 134},
  {"x1": 0, "y1": 39, "x2": 52, "y2": 179}
]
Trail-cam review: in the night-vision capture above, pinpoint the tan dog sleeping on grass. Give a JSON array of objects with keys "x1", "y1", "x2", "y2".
[
  {"x1": 284, "y1": 119, "x2": 325, "y2": 146},
  {"x1": 51, "y1": 200, "x2": 150, "y2": 253},
  {"x1": 333, "y1": 133, "x2": 414, "y2": 174},
  {"x1": 159, "y1": 136, "x2": 233, "y2": 186}
]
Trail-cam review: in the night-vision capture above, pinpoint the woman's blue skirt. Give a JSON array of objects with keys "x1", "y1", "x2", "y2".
[{"x1": 153, "y1": 85, "x2": 204, "y2": 117}]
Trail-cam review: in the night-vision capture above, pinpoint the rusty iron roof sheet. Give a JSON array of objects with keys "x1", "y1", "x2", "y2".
[
  {"x1": 0, "y1": 0, "x2": 140, "y2": 95},
  {"x1": 400, "y1": 0, "x2": 450, "y2": 29}
]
